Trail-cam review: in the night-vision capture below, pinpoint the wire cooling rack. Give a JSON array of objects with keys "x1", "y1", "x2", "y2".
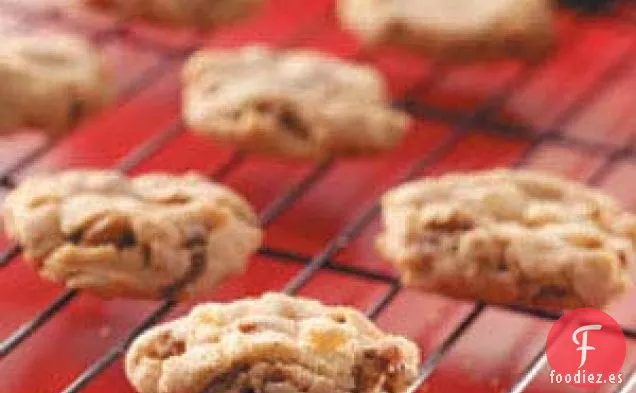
[{"x1": 2, "y1": 1, "x2": 636, "y2": 392}]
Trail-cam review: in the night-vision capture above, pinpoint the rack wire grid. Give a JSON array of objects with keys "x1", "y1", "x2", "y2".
[{"x1": 2, "y1": 1, "x2": 636, "y2": 392}]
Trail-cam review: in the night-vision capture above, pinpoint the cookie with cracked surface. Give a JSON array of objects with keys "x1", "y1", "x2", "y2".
[
  {"x1": 80, "y1": 0, "x2": 264, "y2": 28},
  {"x1": 0, "y1": 34, "x2": 110, "y2": 135},
  {"x1": 183, "y1": 46, "x2": 410, "y2": 159},
  {"x1": 125, "y1": 292, "x2": 420, "y2": 393},
  {"x1": 377, "y1": 169, "x2": 636, "y2": 309},
  {"x1": 3, "y1": 170, "x2": 261, "y2": 299},
  {"x1": 337, "y1": 0, "x2": 553, "y2": 61}
]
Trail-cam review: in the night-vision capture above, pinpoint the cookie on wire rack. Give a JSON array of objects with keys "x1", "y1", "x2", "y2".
[
  {"x1": 182, "y1": 46, "x2": 410, "y2": 159},
  {"x1": 3, "y1": 170, "x2": 262, "y2": 299},
  {"x1": 126, "y1": 292, "x2": 420, "y2": 393},
  {"x1": 337, "y1": 0, "x2": 554, "y2": 61},
  {"x1": 0, "y1": 34, "x2": 110, "y2": 135},
  {"x1": 377, "y1": 169, "x2": 635, "y2": 309}
]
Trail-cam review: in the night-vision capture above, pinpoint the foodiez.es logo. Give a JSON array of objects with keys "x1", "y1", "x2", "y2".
[{"x1": 546, "y1": 308, "x2": 626, "y2": 388}]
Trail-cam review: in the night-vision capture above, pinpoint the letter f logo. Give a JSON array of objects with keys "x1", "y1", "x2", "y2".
[{"x1": 572, "y1": 324, "x2": 602, "y2": 368}]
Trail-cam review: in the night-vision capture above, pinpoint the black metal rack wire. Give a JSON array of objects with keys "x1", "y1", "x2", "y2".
[{"x1": 1, "y1": 1, "x2": 636, "y2": 392}]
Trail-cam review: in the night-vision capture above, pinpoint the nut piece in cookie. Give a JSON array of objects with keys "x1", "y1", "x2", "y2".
[
  {"x1": 182, "y1": 46, "x2": 410, "y2": 159},
  {"x1": 2, "y1": 170, "x2": 262, "y2": 299},
  {"x1": 125, "y1": 293, "x2": 420, "y2": 393},
  {"x1": 337, "y1": 0, "x2": 553, "y2": 61},
  {"x1": 377, "y1": 169, "x2": 636, "y2": 309},
  {"x1": 0, "y1": 34, "x2": 111, "y2": 135},
  {"x1": 79, "y1": 0, "x2": 264, "y2": 28}
]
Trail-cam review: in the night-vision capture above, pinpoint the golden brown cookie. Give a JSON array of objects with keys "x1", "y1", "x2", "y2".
[
  {"x1": 3, "y1": 170, "x2": 261, "y2": 299},
  {"x1": 0, "y1": 34, "x2": 110, "y2": 135},
  {"x1": 80, "y1": 0, "x2": 264, "y2": 28},
  {"x1": 182, "y1": 46, "x2": 409, "y2": 159},
  {"x1": 377, "y1": 169, "x2": 635, "y2": 309},
  {"x1": 337, "y1": 0, "x2": 553, "y2": 61},
  {"x1": 126, "y1": 293, "x2": 420, "y2": 393},
  {"x1": 0, "y1": 35, "x2": 111, "y2": 134}
]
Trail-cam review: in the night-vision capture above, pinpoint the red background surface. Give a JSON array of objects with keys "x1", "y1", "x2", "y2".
[{"x1": 1, "y1": 1, "x2": 636, "y2": 393}]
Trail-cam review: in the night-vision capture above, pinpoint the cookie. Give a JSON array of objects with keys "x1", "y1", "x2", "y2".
[
  {"x1": 125, "y1": 293, "x2": 420, "y2": 393},
  {"x1": 182, "y1": 46, "x2": 409, "y2": 159},
  {"x1": 80, "y1": 0, "x2": 264, "y2": 28},
  {"x1": 377, "y1": 169, "x2": 635, "y2": 309},
  {"x1": 337, "y1": 0, "x2": 553, "y2": 61},
  {"x1": 3, "y1": 170, "x2": 261, "y2": 299},
  {"x1": 0, "y1": 34, "x2": 110, "y2": 135}
]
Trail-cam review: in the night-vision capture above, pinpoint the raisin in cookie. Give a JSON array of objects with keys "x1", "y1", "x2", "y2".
[
  {"x1": 337, "y1": 0, "x2": 553, "y2": 61},
  {"x1": 377, "y1": 169, "x2": 636, "y2": 309},
  {"x1": 126, "y1": 293, "x2": 420, "y2": 393},
  {"x1": 80, "y1": 0, "x2": 263, "y2": 28},
  {"x1": 3, "y1": 170, "x2": 261, "y2": 299},
  {"x1": 0, "y1": 34, "x2": 110, "y2": 135},
  {"x1": 183, "y1": 46, "x2": 409, "y2": 159}
]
